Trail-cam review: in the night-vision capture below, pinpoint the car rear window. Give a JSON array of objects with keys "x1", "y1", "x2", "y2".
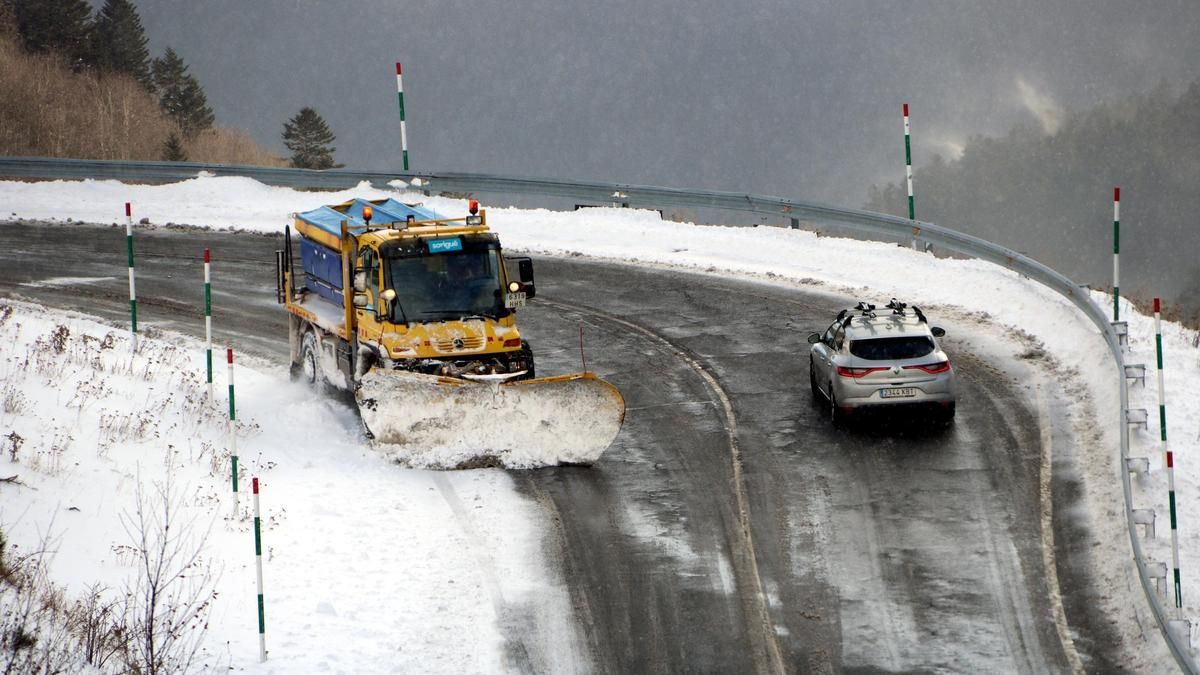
[{"x1": 849, "y1": 336, "x2": 935, "y2": 360}]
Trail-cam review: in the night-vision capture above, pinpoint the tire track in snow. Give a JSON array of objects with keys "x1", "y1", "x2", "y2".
[
  {"x1": 538, "y1": 297, "x2": 787, "y2": 675},
  {"x1": 431, "y1": 473, "x2": 536, "y2": 673}
]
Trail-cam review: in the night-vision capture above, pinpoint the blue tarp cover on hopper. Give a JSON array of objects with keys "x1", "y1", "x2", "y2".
[{"x1": 296, "y1": 198, "x2": 441, "y2": 239}]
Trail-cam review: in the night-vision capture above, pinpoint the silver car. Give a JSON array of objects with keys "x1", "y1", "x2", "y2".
[{"x1": 808, "y1": 300, "x2": 956, "y2": 426}]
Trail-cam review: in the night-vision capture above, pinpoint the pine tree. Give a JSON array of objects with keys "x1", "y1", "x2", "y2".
[
  {"x1": 10, "y1": 0, "x2": 94, "y2": 65},
  {"x1": 91, "y1": 0, "x2": 151, "y2": 87},
  {"x1": 161, "y1": 132, "x2": 187, "y2": 161},
  {"x1": 151, "y1": 47, "x2": 214, "y2": 138},
  {"x1": 282, "y1": 107, "x2": 340, "y2": 169}
]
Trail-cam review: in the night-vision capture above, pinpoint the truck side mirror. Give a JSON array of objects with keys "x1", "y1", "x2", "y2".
[
  {"x1": 518, "y1": 259, "x2": 536, "y2": 299},
  {"x1": 353, "y1": 270, "x2": 366, "y2": 293},
  {"x1": 352, "y1": 293, "x2": 369, "y2": 308}
]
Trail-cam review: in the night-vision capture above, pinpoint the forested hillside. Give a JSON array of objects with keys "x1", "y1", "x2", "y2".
[
  {"x1": 0, "y1": 1, "x2": 281, "y2": 165},
  {"x1": 866, "y1": 82, "x2": 1200, "y2": 324}
]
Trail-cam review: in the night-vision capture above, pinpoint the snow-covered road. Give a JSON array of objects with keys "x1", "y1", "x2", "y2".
[{"x1": 0, "y1": 175, "x2": 1197, "y2": 671}]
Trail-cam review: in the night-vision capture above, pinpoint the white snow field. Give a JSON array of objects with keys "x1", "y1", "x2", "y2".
[{"x1": 1, "y1": 175, "x2": 1198, "y2": 671}]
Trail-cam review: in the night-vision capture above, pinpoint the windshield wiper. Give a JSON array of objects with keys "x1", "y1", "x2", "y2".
[{"x1": 418, "y1": 309, "x2": 499, "y2": 321}]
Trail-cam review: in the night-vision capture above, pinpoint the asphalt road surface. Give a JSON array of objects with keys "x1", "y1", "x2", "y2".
[{"x1": 0, "y1": 220, "x2": 1123, "y2": 673}]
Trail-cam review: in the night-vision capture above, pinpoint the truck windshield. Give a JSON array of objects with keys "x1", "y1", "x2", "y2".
[{"x1": 386, "y1": 249, "x2": 505, "y2": 322}]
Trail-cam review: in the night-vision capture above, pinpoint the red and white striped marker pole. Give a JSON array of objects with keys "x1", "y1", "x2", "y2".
[
  {"x1": 1154, "y1": 297, "x2": 1183, "y2": 615},
  {"x1": 204, "y1": 249, "x2": 214, "y2": 401},
  {"x1": 903, "y1": 103, "x2": 917, "y2": 250},
  {"x1": 228, "y1": 348, "x2": 239, "y2": 514},
  {"x1": 1113, "y1": 188, "x2": 1121, "y2": 321},
  {"x1": 252, "y1": 477, "x2": 267, "y2": 661},
  {"x1": 395, "y1": 63, "x2": 409, "y2": 171},
  {"x1": 125, "y1": 202, "x2": 138, "y2": 352}
]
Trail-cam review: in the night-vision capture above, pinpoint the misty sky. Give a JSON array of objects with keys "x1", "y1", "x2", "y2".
[{"x1": 131, "y1": 0, "x2": 1199, "y2": 207}]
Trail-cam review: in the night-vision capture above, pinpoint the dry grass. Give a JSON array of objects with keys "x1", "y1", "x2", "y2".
[
  {"x1": 187, "y1": 127, "x2": 284, "y2": 166},
  {"x1": 1111, "y1": 290, "x2": 1200, "y2": 331},
  {"x1": 0, "y1": 22, "x2": 283, "y2": 166}
]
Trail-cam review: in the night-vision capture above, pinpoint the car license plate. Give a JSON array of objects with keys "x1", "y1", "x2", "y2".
[
  {"x1": 880, "y1": 387, "x2": 917, "y2": 399},
  {"x1": 505, "y1": 291, "x2": 527, "y2": 308}
]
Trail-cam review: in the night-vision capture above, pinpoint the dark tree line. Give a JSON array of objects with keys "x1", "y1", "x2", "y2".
[
  {"x1": 866, "y1": 81, "x2": 1200, "y2": 323},
  {"x1": 4, "y1": 0, "x2": 214, "y2": 158}
]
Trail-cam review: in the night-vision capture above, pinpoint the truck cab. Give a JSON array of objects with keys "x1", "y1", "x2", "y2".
[{"x1": 279, "y1": 197, "x2": 537, "y2": 387}]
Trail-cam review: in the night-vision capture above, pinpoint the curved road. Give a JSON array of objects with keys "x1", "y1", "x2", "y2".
[{"x1": 0, "y1": 221, "x2": 1123, "y2": 672}]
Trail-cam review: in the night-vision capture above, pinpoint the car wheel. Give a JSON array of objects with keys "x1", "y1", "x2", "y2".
[
  {"x1": 809, "y1": 357, "x2": 821, "y2": 402},
  {"x1": 829, "y1": 385, "x2": 842, "y2": 428}
]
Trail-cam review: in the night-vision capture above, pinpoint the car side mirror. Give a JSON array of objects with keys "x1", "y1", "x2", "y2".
[
  {"x1": 931, "y1": 326, "x2": 946, "y2": 338},
  {"x1": 807, "y1": 332, "x2": 821, "y2": 344}
]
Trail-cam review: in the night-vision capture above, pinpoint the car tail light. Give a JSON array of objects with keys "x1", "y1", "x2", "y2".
[
  {"x1": 904, "y1": 360, "x2": 951, "y2": 374},
  {"x1": 836, "y1": 366, "x2": 887, "y2": 378}
]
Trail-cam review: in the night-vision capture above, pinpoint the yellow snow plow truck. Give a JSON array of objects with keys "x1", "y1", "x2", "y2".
[{"x1": 275, "y1": 197, "x2": 625, "y2": 466}]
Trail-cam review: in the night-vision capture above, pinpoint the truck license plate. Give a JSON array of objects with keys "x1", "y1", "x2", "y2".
[
  {"x1": 880, "y1": 387, "x2": 917, "y2": 399},
  {"x1": 505, "y1": 292, "x2": 527, "y2": 308}
]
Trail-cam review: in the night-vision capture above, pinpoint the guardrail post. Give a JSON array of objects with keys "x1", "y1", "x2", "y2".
[
  {"x1": 1126, "y1": 457, "x2": 1150, "y2": 476},
  {"x1": 1126, "y1": 408, "x2": 1149, "y2": 431},
  {"x1": 1169, "y1": 620, "x2": 1193, "y2": 650},
  {"x1": 1124, "y1": 363, "x2": 1146, "y2": 388},
  {"x1": 1112, "y1": 320, "x2": 1129, "y2": 348},
  {"x1": 1132, "y1": 508, "x2": 1157, "y2": 539},
  {"x1": 1146, "y1": 560, "x2": 1170, "y2": 599}
]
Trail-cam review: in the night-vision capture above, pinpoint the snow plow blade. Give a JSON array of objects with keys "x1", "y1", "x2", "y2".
[{"x1": 355, "y1": 369, "x2": 625, "y2": 469}]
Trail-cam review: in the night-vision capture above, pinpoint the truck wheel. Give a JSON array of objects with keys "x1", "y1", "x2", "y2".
[
  {"x1": 520, "y1": 340, "x2": 535, "y2": 380},
  {"x1": 299, "y1": 331, "x2": 323, "y2": 390}
]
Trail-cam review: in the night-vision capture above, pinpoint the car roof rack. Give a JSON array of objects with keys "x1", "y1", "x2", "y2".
[{"x1": 839, "y1": 299, "x2": 928, "y2": 327}]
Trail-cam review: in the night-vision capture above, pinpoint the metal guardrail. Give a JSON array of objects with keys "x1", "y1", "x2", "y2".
[{"x1": 1, "y1": 155, "x2": 1192, "y2": 671}]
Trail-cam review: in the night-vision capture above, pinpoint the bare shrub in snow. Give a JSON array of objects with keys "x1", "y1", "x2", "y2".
[
  {"x1": 67, "y1": 584, "x2": 129, "y2": 671},
  {"x1": 3, "y1": 432, "x2": 21, "y2": 463},
  {"x1": 0, "y1": 384, "x2": 24, "y2": 416},
  {"x1": 0, "y1": 534, "x2": 81, "y2": 673},
  {"x1": 120, "y1": 471, "x2": 216, "y2": 674}
]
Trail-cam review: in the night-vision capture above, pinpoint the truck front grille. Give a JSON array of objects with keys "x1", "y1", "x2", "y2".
[{"x1": 434, "y1": 336, "x2": 485, "y2": 352}]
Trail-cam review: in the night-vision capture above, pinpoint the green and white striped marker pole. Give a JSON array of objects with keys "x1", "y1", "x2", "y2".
[
  {"x1": 252, "y1": 477, "x2": 267, "y2": 661},
  {"x1": 1113, "y1": 188, "x2": 1121, "y2": 321},
  {"x1": 204, "y1": 248, "x2": 213, "y2": 402},
  {"x1": 395, "y1": 63, "x2": 409, "y2": 171},
  {"x1": 125, "y1": 202, "x2": 138, "y2": 352},
  {"x1": 1154, "y1": 297, "x2": 1183, "y2": 615},
  {"x1": 228, "y1": 347, "x2": 239, "y2": 514},
  {"x1": 903, "y1": 103, "x2": 917, "y2": 250}
]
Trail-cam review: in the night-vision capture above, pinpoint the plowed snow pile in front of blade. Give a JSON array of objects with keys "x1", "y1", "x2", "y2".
[{"x1": 356, "y1": 370, "x2": 625, "y2": 469}]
